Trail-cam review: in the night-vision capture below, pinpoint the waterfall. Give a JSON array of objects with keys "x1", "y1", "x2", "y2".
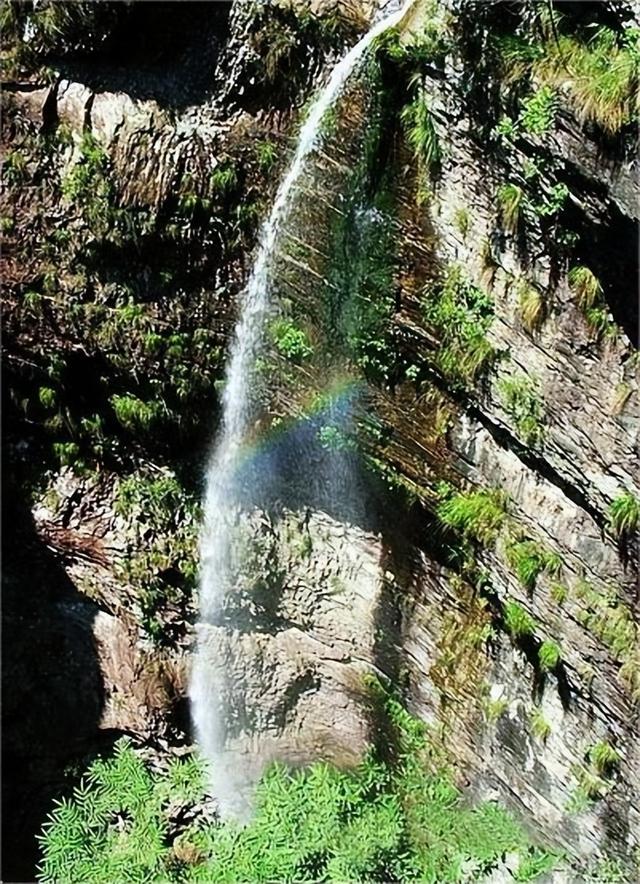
[{"x1": 190, "y1": 0, "x2": 415, "y2": 816}]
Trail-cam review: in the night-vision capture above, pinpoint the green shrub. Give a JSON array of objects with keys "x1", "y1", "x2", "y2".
[
  {"x1": 519, "y1": 85, "x2": 557, "y2": 136},
  {"x1": 538, "y1": 640, "x2": 561, "y2": 672},
  {"x1": 111, "y1": 394, "x2": 166, "y2": 434},
  {"x1": 607, "y1": 490, "x2": 639, "y2": 538},
  {"x1": 514, "y1": 848, "x2": 559, "y2": 881},
  {"x1": 271, "y1": 318, "x2": 313, "y2": 362},
  {"x1": 498, "y1": 374, "x2": 544, "y2": 447},
  {"x1": 497, "y1": 183, "x2": 523, "y2": 233},
  {"x1": 256, "y1": 140, "x2": 279, "y2": 172},
  {"x1": 39, "y1": 386, "x2": 57, "y2": 410},
  {"x1": 210, "y1": 161, "x2": 238, "y2": 195},
  {"x1": 503, "y1": 600, "x2": 536, "y2": 638},
  {"x1": 423, "y1": 265, "x2": 495, "y2": 385},
  {"x1": 38, "y1": 693, "x2": 553, "y2": 882},
  {"x1": 436, "y1": 486, "x2": 508, "y2": 544},
  {"x1": 506, "y1": 539, "x2": 562, "y2": 591},
  {"x1": 550, "y1": 583, "x2": 568, "y2": 605}
]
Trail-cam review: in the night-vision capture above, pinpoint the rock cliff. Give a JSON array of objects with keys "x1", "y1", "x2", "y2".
[{"x1": 2, "y1": 0, "x2": 638, "y2": 880}]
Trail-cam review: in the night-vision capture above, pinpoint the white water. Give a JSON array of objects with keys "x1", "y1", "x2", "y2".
[{"x1": 190, "y1": 0, "x2": 415, "y2": 815}]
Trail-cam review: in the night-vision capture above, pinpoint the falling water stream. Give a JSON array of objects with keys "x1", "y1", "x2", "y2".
[{"x1": 190, "y1": 0, "x2": 416, "y2": 816}]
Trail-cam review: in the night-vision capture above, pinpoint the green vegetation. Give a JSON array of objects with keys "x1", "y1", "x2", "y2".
[
  {"x1": 503, "y1": 600, "x2": 536, "y2": 639},
  {"x1": 436, "y1": 486, "x2": 508, "y2": 544},
  {"x1": 497, "y1": 183, "x2": 523, "y2": 233},
  {"x1": 550, "y1": 583, "x2": 568, "y2": 605},
  {"x1": 517, "y1": 279, "x2": 545, "y2": 333},
  {"x1": 482, "y1": 695, "x2": 509, "y2": 723},
  {"x1": 568, "y1": 265, "x2": 603, "y2": 311},
  {"x1": 115, "y1": 472, "x2": 199, "y2": 644},
  {"x1": 271, "y1": 318, "x2": 313, "y2": 362},
  {"x1": 210, "y1": 161, "x2": 238, "y2": 195},
  {"x1": 493, "y1": 86, "x2": 557, "y2": 142},
  {"x1": 498, "y1": 374, "x2": 544, "y2": 447},
  {"x1": 453, "y1": 206, "x2": 471, "y2": 238},
  {"x1": 401, "y1": 90, "x2": 441, "y2": 178},
  {"x1": 538, "y1": 640, "x2": 561, "y2": 672},
  {"x1": 532, "y1": 26, "x2": 640, "y2": 135},
  {"x1": 519, "y1": 86, "x2": 557, "y2": 136},
  {"x1": 38, "y1": 690, "x2": 554, "y2": 883},
  {"x1": 588, "y1": 740, "x2": 620, "y2": 776},
  {"x1": 61, "y1": 132, "x2": 115, "y2": 235},
  {"x1": 423, "y1": 265, "x2": 495, "y2": 386},
  {"x1": 111, "y1": 394, "x2": 166, "y2": 436},
  {"x1": 575, "y1": 581, "x2": 638, "y2": 699},
  {"x1": 255, "y1": 140, "x2": 279, "y2": 173},
  {"x1": 497, "y1": 20, "x2": 639, "y2": 135},
  {"x1": 607, "y1": 490, "x2": 639, "y2": 539},
  {"x1": 506, "y1": 538, "x2": 562, "y2": 591},
  {"x1": 513, "y1": 848, "x2": 559, "y2": 882},
  {"x1": 529, "y1": 708, "x2": 551, "y2": 742}
]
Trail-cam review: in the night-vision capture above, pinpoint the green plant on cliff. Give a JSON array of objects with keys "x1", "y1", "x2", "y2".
[
  {"x1": 498, "y1": 374, "x2": 544, "y2": 447},
  {"x1": 271, "y1": 318, "x2": 313, "y2": 362},
  {"x1": 503, "y1": 600, "x2": 536, "y2": 639},
  {"x1": 607, "y1": 490, "x2": 639, "y2": 539},
  {"x1": 568, "y1": 265, "x2": 603, "y2": 311},
  {"x1": 506, "y1": 538, "x2": 562, "y2": 592},
  {"x1": 401, "y1": 88, "x2": 441, "y2": 178},
  {"x1": 532, "y1": 25, "x2": 640, "y2": 135},
  {"x1": 517, "y1": 279, "x2": 545, "y2": 333},
  {"x1": 538, "y1": 640, "x2": 561, "y2": 672},
  {"x1": 436, "y1": 485, "x2": 508, "y2": 544},
  {"x1": 423, "y1": 265, "x2": 496, "y2": 386},
  {"x1": 62, "y1": 132, "x2": 115, "y2": 235},
  {"x1": 588, "y1": 740, "x2": 620, "y2": 777},
  {"x1": 529, "y1": 708, "x2": 551, "y2": 743},
  {"x1": 496, "y1": 183, "x2": 523, "y2": 233},
  {"x1": 519, "y1": 85, "x2": 557, "y2": 136},
  {"x1": 497, "y1": 18, "x2": 639, "y2": 136},
  {"x1": 38, "y1": 691, "x2": 553, "y2": 882}
]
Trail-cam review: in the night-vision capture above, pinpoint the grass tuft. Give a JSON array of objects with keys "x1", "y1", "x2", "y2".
[
  {"x1": 503, "y1": 600, "x2": 536, "y2": 639},
  {"x1": 608, "y1": 490, "x2": 639, "y2": 539},
  {"x1": 436, "y1": 486, "x2": 508, "y2": 544},
  {"x1": 538, "y1": 639, "x2": 561, "y2": 672},
  {"x1": 517, "y1": 279, "x2": 545, "y2": 333},
  {"x1": 497, "y1": 183, "x2": 524, "y2": 233},
  {"x1": 568, "y1": 265, "x2": 603, "y2": 311}
]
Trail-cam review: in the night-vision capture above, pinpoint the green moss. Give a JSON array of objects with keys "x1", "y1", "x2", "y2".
[{"x1": 435, "y1": 486, "x2": 508, "y2": 544}]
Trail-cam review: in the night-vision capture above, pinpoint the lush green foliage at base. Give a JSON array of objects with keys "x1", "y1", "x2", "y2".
[{"x1": 39, "y1": 693, "x2": 556, "y2": 883}]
